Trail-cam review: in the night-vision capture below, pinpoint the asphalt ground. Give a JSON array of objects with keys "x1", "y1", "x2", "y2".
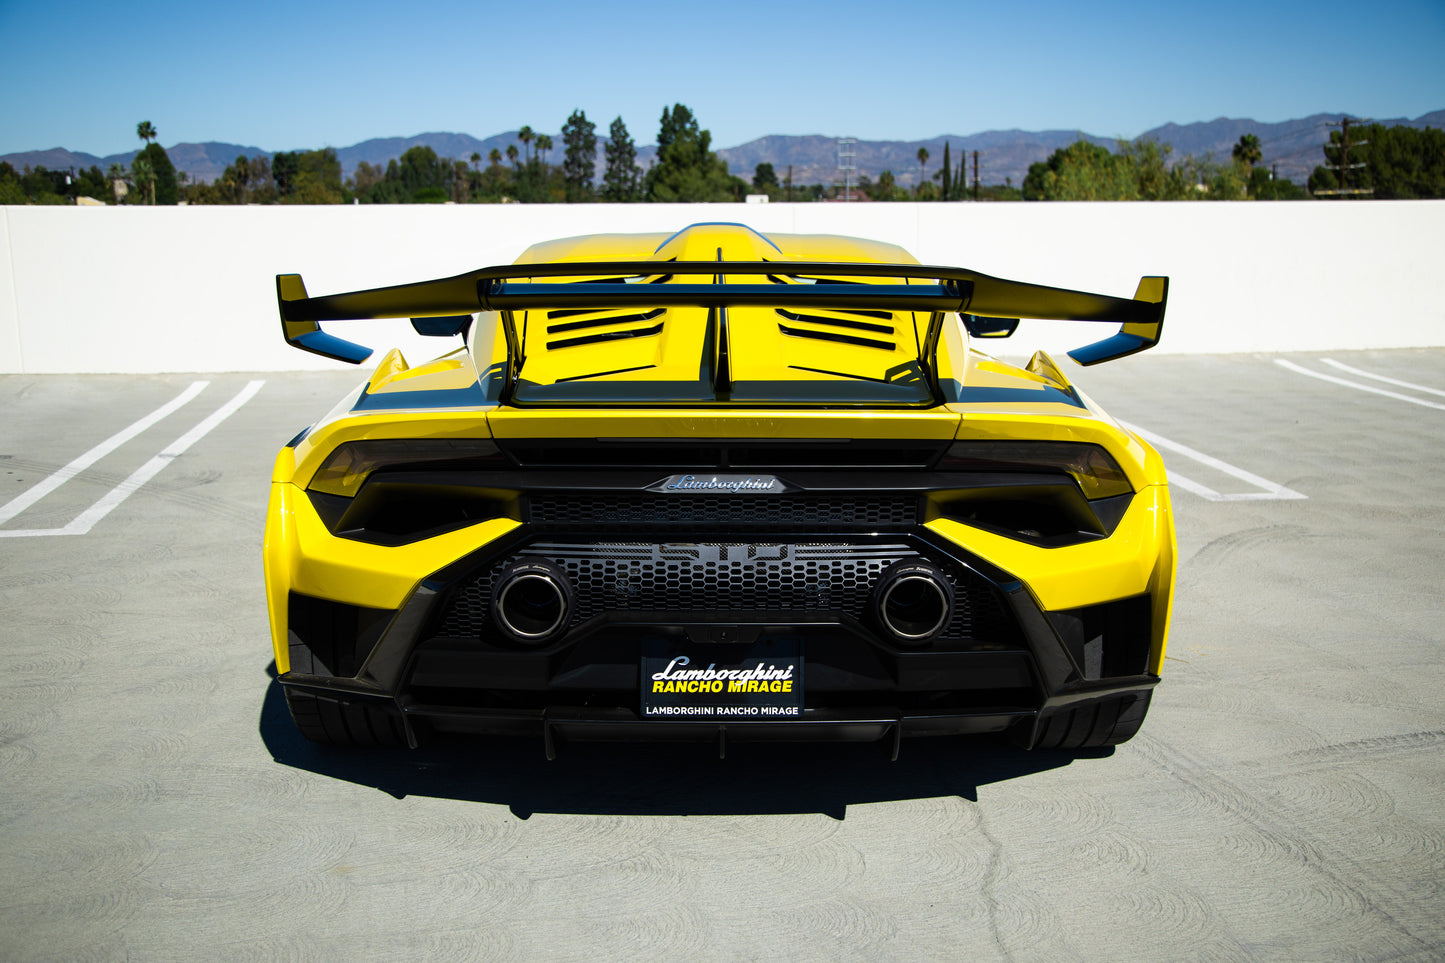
[{"x1": 1, "y1": 349, "x2": 1442, "y2": 961}]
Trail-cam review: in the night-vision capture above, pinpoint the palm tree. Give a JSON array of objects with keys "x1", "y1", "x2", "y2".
[
  {"x1": 231, "y1": 154, "x2": 251, "y2": 203},
  {"x1": 916, "y1": 146, "x2": 930, "y2": 196},
  {"x1": 470, "y1": 151, "x2": 481, "y2": 172},
  {"x1": 131, "y1": 155, "x2": 156, "y2": 205},
  {"x1": 488, "y1": 148, "x2": 502, "y2": 168},
  {"x1": 134, "y1": 122, "x2": 159, "y2": 203},
  {"x1": 1232, "y1": 134, "x2": 1262, "y2": 170},
  {"x1": 518, "y1": 126, "x2": 534, "y2": 163},
  {"x1": 536, "y1": 134, "x2": 552, "y2": 168},
  {"x1": 506, "y1": 144, "x2": 519, "y2": 167},
  {"x1": 876, "y1": 170, "x2": 897, "y2": 201}
]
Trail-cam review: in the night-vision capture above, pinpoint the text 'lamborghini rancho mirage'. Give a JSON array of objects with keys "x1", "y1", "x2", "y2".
[{"x1": 264, "y1": 223, "x2": 1175, "y2": 758}]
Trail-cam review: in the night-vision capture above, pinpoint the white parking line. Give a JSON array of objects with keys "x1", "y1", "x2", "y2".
[
  {"x1": 1276, "y1": 359, "x2": 1445, "y2": 412},
  {"x1": 0, "y1": 381, "x2": 264, "y2": 537},
  {"x1": 1118, "y1": 420, "x2": 1307, "y2": 502},
  {"x1": 1319, "y1": 358, "x2": 1445, "y2": 399},
  {"x1": 0, "y1": 380, "x2": 209, "y2": 525}
]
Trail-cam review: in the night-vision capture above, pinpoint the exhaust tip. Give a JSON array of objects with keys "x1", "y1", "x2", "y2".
[
  {"x1": 874, "y1": 560, "x2": 954, "y2": 643},
  {"x1": 491, "y1": 557, "x2": 573, "y2": 645}
]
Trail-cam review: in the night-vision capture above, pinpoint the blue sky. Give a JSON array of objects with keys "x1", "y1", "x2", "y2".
[{"x1": 1, "y1": 0, "x2": 1441, "y2": 156}]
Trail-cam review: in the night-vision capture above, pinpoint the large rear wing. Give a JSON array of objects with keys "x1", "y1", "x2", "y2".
[{"x1": 277, "y1": 261, "x2": 1168, "y2": 391}]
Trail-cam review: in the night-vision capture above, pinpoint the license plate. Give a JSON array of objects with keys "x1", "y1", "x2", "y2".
[{"x1": 641, "y1": 639, "x2": 803, "y2": 721}]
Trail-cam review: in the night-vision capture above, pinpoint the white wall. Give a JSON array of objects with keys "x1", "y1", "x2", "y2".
[{"x1": 1, "y1": 201, "x2": 1442, "y2": 374}]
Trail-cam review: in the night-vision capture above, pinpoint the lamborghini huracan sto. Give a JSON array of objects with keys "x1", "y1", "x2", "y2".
[{"x1": 265, "y1": 223, "x2": 1175, "y2": 757}]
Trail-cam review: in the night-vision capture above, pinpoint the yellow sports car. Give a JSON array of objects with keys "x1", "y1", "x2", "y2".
[{"x1": 265, "y1": 223, "x2": 1174, "y2": 757}]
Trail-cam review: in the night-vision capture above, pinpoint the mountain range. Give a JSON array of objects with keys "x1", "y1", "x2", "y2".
[{"x1": 6, "y1": 110, "x2": 1443, "y2": 191}]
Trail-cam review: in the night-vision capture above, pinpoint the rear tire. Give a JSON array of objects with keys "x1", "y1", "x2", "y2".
[
  {"x1": 1031, "y1": 691, "x2": 1152, "y2": 750},
  {"x1": 283, "y1": 687, "x2": 407, "y2": 748}
]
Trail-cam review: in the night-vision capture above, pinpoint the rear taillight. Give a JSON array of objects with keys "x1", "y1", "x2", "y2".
[
  {"x1": 308, "y1": 439, "x2": 506, "y2": 497},
  {"x1": 938, "y1": 441, "x2": 1131, "y2": 499}
]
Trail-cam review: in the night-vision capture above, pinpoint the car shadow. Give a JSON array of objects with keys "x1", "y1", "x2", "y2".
[{"x1": 259, "y1": 669, "x2": 1104, "y2": 820}]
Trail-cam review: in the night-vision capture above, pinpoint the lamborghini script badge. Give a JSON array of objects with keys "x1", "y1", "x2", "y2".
[{"x1": 647, "y1": 474, "x2": 786, "y2": 494}]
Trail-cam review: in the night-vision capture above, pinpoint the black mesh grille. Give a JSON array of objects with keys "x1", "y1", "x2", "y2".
[
  {"x1": 527, "y1": 493, "x2": 917, "y2": 530},
  {"x1": 433, "y1": 541, "x2": 1017, "y2": 645}
]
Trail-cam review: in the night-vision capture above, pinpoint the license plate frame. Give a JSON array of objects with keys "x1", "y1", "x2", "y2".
[{"x1": 640, "y1": 638, "x2": 803, "y2": 721}]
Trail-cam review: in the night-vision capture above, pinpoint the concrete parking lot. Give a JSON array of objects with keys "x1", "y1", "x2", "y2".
[{"x1": 1, "y1": 350, "x2": 1442, "y2": 961}]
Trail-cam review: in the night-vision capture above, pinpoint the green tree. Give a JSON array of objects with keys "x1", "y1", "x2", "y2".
[
  {"x1": 645, "y1": 103, "x2": 732, "y2": 202},
  {"x1": 248, "y1": 156, "x2": 275, "y2": 202},
  {"x1": 1311, "y1": 123, "x2": 1445, "y2": 199},
  {"x1": 450, "y1": 159, "x2": 471, "y2": 203},
  {"x1": 271, "y1": 151, "x2": 300, "y2": 197},
  {"x1": 137, "y1": 143, "x2": 179, "y2": 204},
  {"x1": 1370, "y1": 124, "x2": 1445, "y2": 197},
  {"x1": 601, "y1": 116, "x2": 642, "y2": 202},
  {"x1": 0, "y1": 163, "x2": 25, "y2": 205},
  {"x1": 349, "y1": 160, "x2": 383, "y2": 200},
  {"x1": 940, "y1": 142, "x2": 952, "y2": 201},
  {"x1": 1250, "y1": 167, "x2": 1309, "y2": 200},
  {"x1": 1232, "y1": 134, "x2": 1262, "y2": 169},
  {"x1": 561, "y1": 109, "x2": 598, "y2": 202},
  {"x1": 476, "y1": 158, "x2": 511, "y2": 201},
  {"x1": 19, "y1": 166, "x2": 70, "y2": 204},
  {"x1": 72, "y1": 165, "x2": 110, "y2": 203},
  {"x1": 1021, "y1": 137, "x2": 1248, "y2": 201},
  {"x1": 509, "y1": 130, "x2": 552, "y2": 203},
  {"x1": 752, "y1": 162, "x2": 779, "y2": 194},
  {"x1": 128, "y1": 122, "x2": 176, "y2": 204},
  {"x1": 518, "y1": 125, "x2": 534, "y2": 163},
  {"x1": 916, "y1": 146, "x2": 929, "y2": 197},
  {"x1": 1022, "y1": 140, "x2": 1128, "y2": 200},
  {"x1": 284, "y1": 148, "x2": 344, "y2": 204},
  {"x1": 1119, "y1": 138, "x2": 1186, "y2": 200},
  {"x1": 364, "y1": 163, "x2": 409, "y2": 204},
  {"x1": 1232, "y1": 134, "x2": 1264, "y2": 197},
  {"x1": 395, "y1": 145, "x2": 448, "y2": 200},
  {"x1": 866, "y1": 169, "x2": 901, "y2": 201},
  {"x1": 1196, "y1": 156, "x2": 1248, "y2": 200},
  {"x1": 130, "y1": 154, "x2": 156, "y2": 205},
  {"x1": 223, "y1": 154, "x2": 252, "y2": 203}
]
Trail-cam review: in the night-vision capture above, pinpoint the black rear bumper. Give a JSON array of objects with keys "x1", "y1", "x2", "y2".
[{"x1": 279, "y1": 526, "x2": 1160, "y2": 755}]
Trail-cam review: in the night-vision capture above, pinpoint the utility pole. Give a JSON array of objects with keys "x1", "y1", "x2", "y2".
[
  {"x1": 1314, "y1": 117, "x2": 1372, "y2": 198},
  {"x1": 972, "y1": 150, "x2": 980, "y2": 201}
]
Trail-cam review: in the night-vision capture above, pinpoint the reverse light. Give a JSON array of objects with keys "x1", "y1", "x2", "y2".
[
  {"x1": 939, "y1": 441, "x2": 1132, "y2": 500},
  {"x1": 308, "y1": 439, "x2": 505, "y2": 497}
]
